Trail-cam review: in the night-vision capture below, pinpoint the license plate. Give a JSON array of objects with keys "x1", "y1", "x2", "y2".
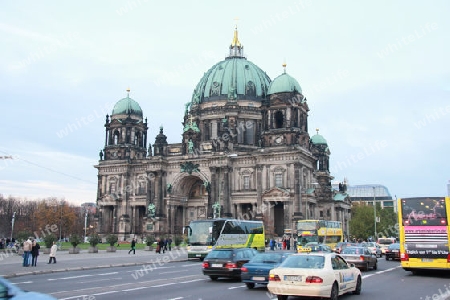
[
  {"x1": 252, "y1": 276, "x2": 265, "y2": 281},
  {"x1": 422, "y1": 258, "x2": 433, "y2": 262},
  {"x1": 284, "y1": 275, "x2": 302, "y2": 281},
  {"x1": 212, "y1": 263, "x2": 222, "y2": 267},
  {"x1": 392, "y1": 250, "x2": 399, "y2": 252},
  {"x1": 196, "y1": 254, "x2": 201, "y2": 257}
]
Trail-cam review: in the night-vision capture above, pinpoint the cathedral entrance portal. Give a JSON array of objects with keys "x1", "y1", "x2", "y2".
[{"x1": 274, "y1": 202, "x2": 284, "y2": 237}]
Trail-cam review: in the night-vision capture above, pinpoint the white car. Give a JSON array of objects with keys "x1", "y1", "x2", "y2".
[
  {"x1": 0, "y1": 277, "x2": 57, "y2": 299},
  {"x1": 267, "y1": 252, "x2": 362, "y2": 300},
  {"x1": 361, "y1": 242, "x2": 382, "y2": 258}
]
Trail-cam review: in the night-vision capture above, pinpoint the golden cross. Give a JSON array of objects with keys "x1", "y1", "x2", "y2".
[{"x1": 234, "y1": 17, "x2": 239, "y2": 29}]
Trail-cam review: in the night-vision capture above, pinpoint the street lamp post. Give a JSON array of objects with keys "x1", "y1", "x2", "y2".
[
  {"x1": 373, "y1": 186, "x2": 377, "y2": 240},
  {"x1": 59, "y1": 202, "x2": 63, "y2": 241},
  {"x1": 10, "y1": 212, "x2": 16, "y2": 241},
  {"x1": 84, "y1": 210, "x2": 88, "y2": 242}
]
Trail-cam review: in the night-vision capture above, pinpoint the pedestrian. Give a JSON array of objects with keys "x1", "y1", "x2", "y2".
[
  {"x1": 167, "y1": 237, "x2": 172, "y2": 251},
  {"x1": 286, "y1": 237, "x2": 290, "y2": 251},
  {"x1": 22, "y1": 237, "x2": 32, "y2": 267},
  {"x1": 156, "y1": 238, "x2": 161, "y2": 254},
  {"x1": 48, "y1": 241, "x2": 57, "y2": 264},
  {"x1": 128, "y1": 238, "x2": 136, "y2": 254},
  {"x1": 163, "y1": 238, "x2": 168, "y2": 252},
  {"x1": 269, "y1": 238, "x2": 275, "y2": 251},
  {"x1": 159, "y1": 238, "x2": 165, "y2": 254},
  {"x1": 31, "y1": 240, "x2": 40, "y2": 267}
]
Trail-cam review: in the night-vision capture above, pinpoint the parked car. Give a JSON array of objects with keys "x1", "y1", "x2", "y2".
[
  {"x1": 241, "y1": 252, "x2": 292, "y2": 289},
  {"x1": 0, "y1": 276, "x2": 57, "y2": 299},
  {"x1": 202, "y1": 248, "x2": 257, "y2": 280},
  {"x1": 385, "y1": 243, "x2": 401, "y2": 261},
  {"x1": 361, "y1": 242, "x2": 382, "y2": 258},
  {"x1": 339, "y1": 246, "x2": 377, "y2": 271},
  {"x1": 267, "y1": 253, "x2": 362, "y2": 299}
]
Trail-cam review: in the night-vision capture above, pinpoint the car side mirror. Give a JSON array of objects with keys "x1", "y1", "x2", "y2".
[{"x1": 349, "y1": 263, "x2": 355, "y2": 268}]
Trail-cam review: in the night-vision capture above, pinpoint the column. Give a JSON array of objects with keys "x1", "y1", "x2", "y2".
[{"x1": 223, "y1": 167, "x2": 231, "y2": 217}]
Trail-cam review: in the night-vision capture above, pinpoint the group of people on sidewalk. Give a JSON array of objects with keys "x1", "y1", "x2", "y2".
[
  {"x1": 22, "y1": 237, "x2": 57, "y2": 267},
  {"x1": 128, "y1": 237, "x2": 173, "y2": 254}
]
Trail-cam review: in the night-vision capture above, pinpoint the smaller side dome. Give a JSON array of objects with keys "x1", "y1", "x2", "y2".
[
  {"x1": 268, "y1": 72, "x2": 302, "y2": 95},
  {"x1": 311, "y1": 129, "x2": 327, "y2": 145},
  {"x1": 112, "y1": 95, "x2": 143, "y2": 117}
]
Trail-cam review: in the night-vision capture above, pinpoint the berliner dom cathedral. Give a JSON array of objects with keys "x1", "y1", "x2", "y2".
[{"x1": 94, "y1": 27, "x2": 351, "y2": 240}]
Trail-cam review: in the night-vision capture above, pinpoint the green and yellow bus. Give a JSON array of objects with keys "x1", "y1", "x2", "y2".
[
  {"x1": 184, "y1": 218, "x2": 265, "y2": 260},
  {"x1": 398, "y1": 197, "x2": 450, "y2": 274},
  {"x1": 297, "y1": 219, "x2": 343, "y2": 252}
]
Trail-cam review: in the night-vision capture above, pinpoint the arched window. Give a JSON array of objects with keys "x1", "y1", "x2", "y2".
[
  {"x1": 113, "y1": 131, "x2": 120, "y2": 145},
  {"x1": 274, "y1": 111, "x2": 284, "y2": 129},
  {"x1": 245, "y1": 121, "x2": 254, "y2": 145}
]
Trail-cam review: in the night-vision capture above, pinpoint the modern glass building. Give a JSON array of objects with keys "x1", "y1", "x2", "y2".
[{"x1": 333, "y1": 184, "x2": 396, "y2": 212}]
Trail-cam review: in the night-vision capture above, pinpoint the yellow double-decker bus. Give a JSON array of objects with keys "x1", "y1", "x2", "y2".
[
  {"x1": 296, "y1": 219, "x2": 343, "y2": 252},
  {"x1": 398, "y1": 197, "x2": 450, "y2": 274},
  {"x1": 184, "y1": 218, "x2": 265, "y2": 260}
]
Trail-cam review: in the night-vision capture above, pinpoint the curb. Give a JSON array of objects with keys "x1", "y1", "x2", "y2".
[{"x1": 1, "y1": 258, "x2": 190, "y2": 279}]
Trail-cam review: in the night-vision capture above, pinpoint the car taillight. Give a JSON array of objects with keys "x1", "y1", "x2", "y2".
[
  {"x1": 269, "y1": 274, "x2": 281, "y2": 281},
  {"x1": 401, "y1": 252, "x2": 409, "y2": 261},
  {"x1": 360, "y1": 256, "x2": 365, "y2": 261},
  {"x1": 441, "y1": 219, "x2": 447, "y2": 225},
  {"x1": 306, "y1": 276, "x2": 323, "y2": 283},
  {"x1": 241, "y1": 266, "x2": 248, "y2": 273},
  {"x1": 225, "y1": 263, "x2": 237, "y2": 269},
  {"x1": 447, "y1": 254, "x2": 450, "y2": 263},
  {"x1": 202, "y1": 262, "x2": 209, "y2": 268}
]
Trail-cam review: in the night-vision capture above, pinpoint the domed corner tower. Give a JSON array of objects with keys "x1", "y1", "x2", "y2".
[
  {"x1": 262, "y1": 63, "x2": 310, "y2": 148},
  {"x1": 94, "y1": 89, "x2": 149, "y2": 241},
  {"x1": 310, "y1": 129, "x2": 334, "y2": 202},
  {"x1": 101, "y1": 89, "x2": 149, "y2": 161},
  {"x1": 184, "y1": 26, "x2": 272, "y2": 154}
]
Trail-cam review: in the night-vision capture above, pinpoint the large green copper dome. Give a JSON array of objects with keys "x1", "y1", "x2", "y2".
[
  {"x1": 191, "y1": 29, "x2": 271, "y2": 104},
  {"x1": 112, "y1": 95, "x2": 143, "y2": 117},
  {"x1": 268, "y1": 71, "x2": 302, "y2": 95}
]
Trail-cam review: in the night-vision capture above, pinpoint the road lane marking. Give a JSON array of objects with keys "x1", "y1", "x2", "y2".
[
  {"x1": 228, "y1": 285, "x2": 245, "y2": 289},
  {"x1": 151, "y1": 283, "x2": 177, "y2": 287},
  {"x1": 122, "y1": 287, "x2": 148, "y2": 292},
  {"x1": 98, "y1": 272, "x2": 119, "y2": 275},
  {"x1": 92, "y1": 290, "x2": 118, "y2": 296},
  {"x1": 179, "y1": 279, "x2": 204, "y2": 283},
  {"x1": 48, "y1": 274, "x2": 93, "y2": 281},
  {"x1": 161, "y1": 270, "x2": 188, "y2": 274}
]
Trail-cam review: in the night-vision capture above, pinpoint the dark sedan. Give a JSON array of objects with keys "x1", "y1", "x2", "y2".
[
  {"x1": 202, "y1": 248, "x2": 257, "y2": 280},
  {"x1": 241, "y1": 252, "x2": 291, "y2": 289},
  {"x1": 340, "y1": 246, "x2": 377, "y2": 271},
  {"x1": 385, "y1": 243, "x2": 401, "y2": 261}
]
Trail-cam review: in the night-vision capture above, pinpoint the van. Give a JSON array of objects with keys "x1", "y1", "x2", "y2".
[{"x1": 377, "y1": 237, "x2": 395, "y2": 255}]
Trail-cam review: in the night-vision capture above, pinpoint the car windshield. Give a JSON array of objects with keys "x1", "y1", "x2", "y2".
[
  {"x1": 378, "y1": 238, "x2": 394, "y2": 245},
  {"x1": 206, "y1": 250, "x2": 233, "y2": 259},
  {"x1": 362, "y1": 242, "x2": 375, "y2": 247},
  {"x1": 250, "y1": 253, "x2": 283, "y2": 263},
  {"x1": 281, "y1": 255, "x2": 325, "y2": 269},
  {"x1": 341, "y1": 247, "x2": 364, "y2": 255},
  {"x1": 388, "y1": 243, "x2": 400, "y2": 250}
]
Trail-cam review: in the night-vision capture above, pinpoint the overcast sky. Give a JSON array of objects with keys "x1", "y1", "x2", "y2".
[{"x1": 1, "y1": 0, "x2": 449, "y2": 205}]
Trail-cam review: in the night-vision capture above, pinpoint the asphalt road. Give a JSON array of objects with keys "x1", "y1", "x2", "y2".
[{"x1": 7, "y1": 256, "x2": 450, "y2": 300}]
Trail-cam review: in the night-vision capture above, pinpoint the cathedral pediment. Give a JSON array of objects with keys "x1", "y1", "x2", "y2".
[{"x1": 262, "y1": 187, "x2": 291, "y2": 198}]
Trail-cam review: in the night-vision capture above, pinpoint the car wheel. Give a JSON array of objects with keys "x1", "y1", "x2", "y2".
[
  {"x1": 386, "y1": 256, "x2": 390, "y2": 261},
  {"x1": 277, "y1": 295, "x2": 287, "y2": 300},
  {"x1": 209, "y1": 276, "x2": 218, "y2": 281},
  {"x1": 373, "y1": 262, "x2": 377, "y2": 270},
  {"x1": 353, "y1": 275, "x2": 362, "y2": 295},
  {"x1": 330, "y1": 282, "x2": 339, "y2": 300},
  {"x1": 246, "y1": 283, "x2": 255, "y2": 289}
]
